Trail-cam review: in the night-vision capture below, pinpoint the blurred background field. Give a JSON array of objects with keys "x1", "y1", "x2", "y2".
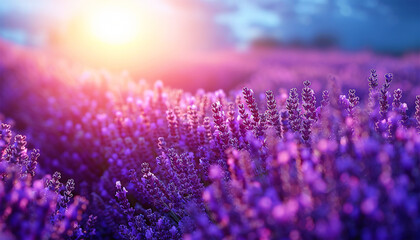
[{"x1": 0, "y1": 0, "x2": 419, "y2": 81}]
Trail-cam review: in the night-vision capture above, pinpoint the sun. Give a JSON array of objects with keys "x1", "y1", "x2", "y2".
[
  {"x1": 87, "y1": 2, "x2": 141, "y2": 45},
  {"x1": 62, "y1": 0, "x2": 204, "y2": 69}
]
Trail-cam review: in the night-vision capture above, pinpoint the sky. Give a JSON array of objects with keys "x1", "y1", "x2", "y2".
[{"x1": 0, "y1": 0, "x2": 419, "y2": 53}]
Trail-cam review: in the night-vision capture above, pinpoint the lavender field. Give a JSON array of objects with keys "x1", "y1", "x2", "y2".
[{"x1": 1, "y1": 1, "x2": 420, "y2": 240}]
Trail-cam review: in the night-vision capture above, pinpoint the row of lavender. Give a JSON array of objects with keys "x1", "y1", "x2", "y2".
[{"x1": 1, "y1": 42, "x2": 420, "y2": 239}]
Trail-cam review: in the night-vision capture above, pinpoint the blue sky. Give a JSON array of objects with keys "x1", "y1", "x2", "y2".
[{"x1": 0, "y1": 0, "x2": 419, "y2": 53}]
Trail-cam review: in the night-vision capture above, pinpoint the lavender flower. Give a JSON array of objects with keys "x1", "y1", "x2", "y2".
[
  {"x1": 301, "y1": 81, "x2": 317, "y2": 142},
  {"x1": 416, "y1": 95, "x2": 420, "y2": 132},
  {"x1": 286, "y1": 88, "x2": 302, "y2": 133},
  {"x1": 0, "y1": 123, "x2": 89, "y2": 239},
  {"x1": 265, "y1": 90, "x2": 282, "y2": 137},
  {"x1": 379, "y1": 73, "x2": 393, "y2": 119}
]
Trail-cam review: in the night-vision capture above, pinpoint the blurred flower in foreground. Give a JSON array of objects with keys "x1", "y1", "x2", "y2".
[{"x1": 0, "y1": 123, "x2": 92, "y2": 239}]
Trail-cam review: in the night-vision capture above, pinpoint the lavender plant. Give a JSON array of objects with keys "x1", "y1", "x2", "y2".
[
  {"x1": 0, "y1": 123, "x2": 90, "y2": 239},
  {"x1": 0, "y1": 42, "x2": 420, "y2": 239},
  {"x1": 90, "y1": 73, "x2": 419, "y2": 239}
]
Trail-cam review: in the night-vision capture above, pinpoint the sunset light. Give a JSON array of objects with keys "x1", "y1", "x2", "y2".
[
  {"x1": 52, "y1": 0, "x2": 206, "y2": 70},
  {"x1": 87, "y1": 3, "x2": 140, "y2": 45}
]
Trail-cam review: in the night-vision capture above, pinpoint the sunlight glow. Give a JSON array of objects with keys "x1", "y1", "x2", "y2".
[
  {"x1": 56, "y1": 0, "x2": 207, "y2": 70},
  {"x1": 87, "y1": 3, "x2": 140, "y2": 45}
]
